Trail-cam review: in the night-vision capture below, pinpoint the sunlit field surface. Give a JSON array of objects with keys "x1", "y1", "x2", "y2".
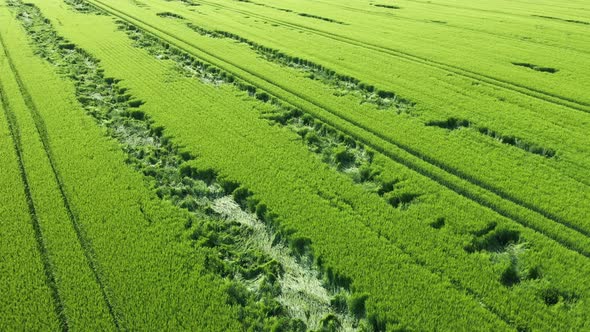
[{"x1": 1, "y1": 0, "x2": 589, "y2": 330}]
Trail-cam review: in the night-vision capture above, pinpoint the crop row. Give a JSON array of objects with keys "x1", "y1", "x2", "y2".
[
  {"x1": 197, "y1": 0, "x2": 590, "y2": 111},
  {"x1": 163, "y1": 0, "x2": 590, "y2": 189},
  {"x1": 155, "y1": 0, "x2": 590, "y2": 174},
  {"x1": 87, "y1": 0, "x2": 590, "y2": 257},
  {"x1": 185, "y1": 23, "x2": 414, "y2": 112},
  {"x1": 3, "y1": 1, "x2": 255, "y2": 330},
  {"x1": 0, "y1": 47, "x2": 61, "y2": 331},
  {"x1": 158, "y1": 0, "x2": 590, "y2": 188},
  {"x1": 184, "y1": 22, "x2": 557, "y2": 159},
  {"x1": 51, "y1": 0, "x2": 590, "y2": 329},
  {"x1": 10, "y1": 1, "x2": 374, "y2": 330},
  {"x1": 183, "y1": 0, "x2": 587, "y2": 176},
  {"x1": 47, "y1": 0, "x2": 529, "y2": 329}
]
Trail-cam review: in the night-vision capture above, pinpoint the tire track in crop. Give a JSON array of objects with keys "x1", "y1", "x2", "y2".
[
  {"x1": 66, "y1": 8, "x2": 590, "y2": 304},
  {"x1": 169, "y1": 4, "x2": 590, "y2": 235},
  {"x1": 86, "y1": 0, "x2": 590, "y2": 259},
  {"x1": 113, "y1": 22, "x2": 524, "y2": 328},
  {"x1": 195, "y1": 0, "x2": 590, "y2": 114},
  {"x1": 65, "y1": 10, "x2": 526, "y2": 330},
  {"x1": 177, "y1": 1, "x2": 590, "y2": 181},
  {"x1": 61, "y1": 4, "x2": 589, "y2": 329},
  {"x1": 0, "y1": 30, "x2": 122, "y2": 331},
  {"x1": 36, "y1": 6, "x2": 512, "y2": 328},
  {"x1": 0, "y1": 53, "x2": 68, "y2": 332},
  {"x1": 305, "y1": 0, "x2": 590, "y2": 56},
  {"x1": 396, "y1": 0, "x2": 590, "y2": 21},
  {"x1": 185, "y1": 18, "x2": 590, "y2": 188}
]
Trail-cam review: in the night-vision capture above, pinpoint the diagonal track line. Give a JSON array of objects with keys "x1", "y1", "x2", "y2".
[
  {"x1": 86, "y1": 0, "x2": 590, "y2": 260},
  {"x1": 196, "y1": 0, "x2": 590, "y2": 114},
  {"x1": 0, "y1": 56, "x2": 69, "y2": 332},
  {"x1": 0, "y1": 25, "x2": 122, "y2": 331}
]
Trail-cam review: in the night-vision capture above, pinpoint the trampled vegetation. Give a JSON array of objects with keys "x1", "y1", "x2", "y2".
[{"x1": 0, "y1": 0, "x2": 588, "y2": 331}]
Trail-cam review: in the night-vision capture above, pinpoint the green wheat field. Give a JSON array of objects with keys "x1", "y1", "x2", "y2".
[{"x1": 1, "y1": 0, "x2": 589, "y2": 330}]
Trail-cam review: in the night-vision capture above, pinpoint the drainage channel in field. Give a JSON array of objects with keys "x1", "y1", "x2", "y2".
[{"x1": 13, "y1": 1, "x2": 368, "y2": 330}]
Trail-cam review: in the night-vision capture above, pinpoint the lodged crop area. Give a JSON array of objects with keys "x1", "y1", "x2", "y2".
[{"x1": 0, "y1": 0, "x2": 588, "y2": 331}]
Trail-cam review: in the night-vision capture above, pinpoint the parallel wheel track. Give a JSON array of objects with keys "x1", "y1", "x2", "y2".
[
  {"x1": 196, "y1": 0, "x2": 590, "y2": 114},
  {"x1": 0, "y1": 49, "x2": 68, "y2": 332},
  {"x1": 0, "y1": 29, "x2": 122, "y2": 331},
  {"x1": 306, "y1": 0, "x2": 590, "y2": 56},
  {"x1": 87, "y1": 0, "x2": 590, "y2": 260}
]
